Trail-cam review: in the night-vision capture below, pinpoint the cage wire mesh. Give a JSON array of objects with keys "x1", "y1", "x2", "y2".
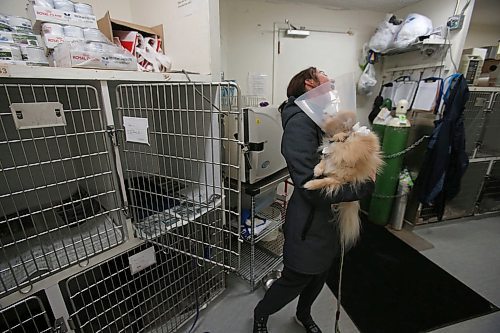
[
  {"x1": 415, "y1": 90, "x2": 500, "y2": 222},
  {"x1": 478, "y1": 161, "x2": 500, "y2": 213},
  {"x1": 221, "y1": 93, "x2": 263, "y2": 110},
  {"x1": 63, "y1": 242, "x2": 225, "y2": 333},
  {"x1": 478, "y1": 92, "x2": 500, "y2": 157},
  {"x1": 463, "y1": 91, "x2": 492, "y2": 156},
  {"x1": 0, "y1": 84, "x2": 125, "y2": 297},
  {"x1": 115, "y1": 82, "x2": 241, "y2": 269},
  {"x1": 442, "y1": 161, "x2": 490, "y2": 219},
  {"x1": 0, "y1": 294, "x2": 53, "y2": 333}
]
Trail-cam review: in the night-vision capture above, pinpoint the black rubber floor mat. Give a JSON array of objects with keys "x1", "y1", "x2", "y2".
[{"x1": 327, "y1": 218, "x2": 498, "y2": 333}]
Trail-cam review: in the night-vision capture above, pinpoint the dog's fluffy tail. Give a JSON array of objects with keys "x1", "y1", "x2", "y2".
[{"x1": 338, "y1": 201, "x2": 361, "y2": 249}]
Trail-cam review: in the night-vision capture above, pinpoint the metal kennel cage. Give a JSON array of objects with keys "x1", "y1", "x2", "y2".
[
  {"x1": 478, "y1": 160, "x2": 500, "y2": 214},
  {"x1": 114, "y1": 82, "x2": 241, "y2": 270},
  {"x1": 0, "y1": 292, "x2": 55, "y2": 333},
  {"x1": 405, "y1": 88, "x2": 500, "y2": 224},
  {"x1": 463, "y1": 90, "x2": 491, "y2": 157},
  {"x1": 61, "y1": 242, "x2": 225, "y2": 333},
  {"x1": 0, "y1": 78, "x2": 243, "y2": 333},
  {"x1": 0, "y1": 83, "x2": 125, "y2": 297},
  {"x1": 476, "y1": 91, "x2": 500, "y2": 157}
]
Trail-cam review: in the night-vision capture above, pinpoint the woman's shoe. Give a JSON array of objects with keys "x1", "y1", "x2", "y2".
[{"x1": 294, "y1": 315, "x2": 322, "y2": 333}]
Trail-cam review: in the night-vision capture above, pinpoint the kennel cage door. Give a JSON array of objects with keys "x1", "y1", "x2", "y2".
[
  {"x1": 1, "y1": 82, "x2": 125, "y2": 296},
  {"x1": 10, "y1": 102, "x2": 66, "y2": 130},
  {"x1": 478, "y1": 92, "x2": 500, "y2": 157},
  {"x1": 114, "y1": 82, "x2": 241, "y2": 270}
]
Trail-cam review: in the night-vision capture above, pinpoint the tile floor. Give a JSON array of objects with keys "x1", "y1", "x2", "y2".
[{"x1": 187, "y1": 214, "x2": 500, "y2": 333}]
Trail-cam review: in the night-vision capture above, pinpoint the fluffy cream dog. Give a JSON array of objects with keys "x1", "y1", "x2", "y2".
[{"x1": 304, "y1": 111, "x2": 383, "y2": 249}]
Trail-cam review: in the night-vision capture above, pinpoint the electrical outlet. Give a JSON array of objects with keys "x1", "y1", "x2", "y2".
[{"x1": 447, "y1": 14, "x2": 464, "y2": 31}]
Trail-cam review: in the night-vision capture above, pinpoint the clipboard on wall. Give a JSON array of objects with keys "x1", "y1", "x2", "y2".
[
  {"x1": 391, "y1": 76, "x2": 419, "y2": 107},
  {"x1": 412, "y1": 77, "x2": 442, "y2": 112},
  {"x1": 380, "y1": 82, "x2": 394, "y2": 101}
]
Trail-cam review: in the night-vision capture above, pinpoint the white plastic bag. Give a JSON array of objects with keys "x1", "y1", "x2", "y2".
[
  {"x1": 393, "y1": 13, "x2": 433, "y2": 49},
  {"x1": 357, "y1": 63, "x2": 377, "y2": 95},
  {"x1": 368, "y1": 14, "x2": 402, "y2": 53}
]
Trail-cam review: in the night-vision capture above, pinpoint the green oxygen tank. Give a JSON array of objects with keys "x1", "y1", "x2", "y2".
[
  {"x1": 369, "y1": 99, "x2": 411, "y2": 225},
  {"x1": 362, "y1": 99, "x2": 392, "y2": 211}
]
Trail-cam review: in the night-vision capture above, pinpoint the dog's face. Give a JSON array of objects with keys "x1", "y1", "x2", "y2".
[{"x1": 323, "y1": 111, "x2": 357, "y2": 136}]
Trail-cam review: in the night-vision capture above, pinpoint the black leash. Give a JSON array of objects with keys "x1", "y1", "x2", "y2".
[
  {"x1": 334, "y1": 242, "x2": 345, "y2": 333},
  {"x1": 186, "y1": 256, "x2": 210, "y2": 333}
]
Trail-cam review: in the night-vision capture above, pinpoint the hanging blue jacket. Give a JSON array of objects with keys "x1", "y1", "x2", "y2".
[{"x1": 416, "y1": 74, "x2": 469, "y2": 220}]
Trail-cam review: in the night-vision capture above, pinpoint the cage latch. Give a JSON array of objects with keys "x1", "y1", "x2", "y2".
[
  {"x1": 106, "y1": 125, "x2": 119, "y2": 146},
  {"x1": 54, "y1": 317, "x2": 69, "y2": 333}
]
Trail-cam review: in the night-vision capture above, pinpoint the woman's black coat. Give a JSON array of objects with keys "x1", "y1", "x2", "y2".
[{"x1": 281, "y1": 97, "x2": 374, "y2": 274}]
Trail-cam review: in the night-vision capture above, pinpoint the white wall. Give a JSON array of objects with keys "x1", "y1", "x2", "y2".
[
  {"x1": 465, "y1": 24, "x2": 499, "y2": 49},
  {"x1": 464, "y1": 0, "x2": 500, "y2": 49},
  {"x1": 87, "y1": 0, "x2": 133, "y2": 21},
  {"x1": 130, "y1": 0, "x2": 217, "y2": 75},
  {"x1": 1, "y1": 0, "x2": 30, "y2": 17},
  {"x1": 220, "y1": 0, "x2": 385, "y2": 121},
  {"x1": 0, "y1": 0, "x2": 134, "y2": 22}
]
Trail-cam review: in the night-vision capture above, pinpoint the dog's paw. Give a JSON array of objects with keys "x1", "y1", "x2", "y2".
[
  {"x1": 304, "y1": 180, "x2": 315, "y2": 189},
  {"x1": 304, "y1": 179, "x2": 323, "y2": 190},
  {"x1": 313, "y1": 164, "x2": 325, "y2": 177}
]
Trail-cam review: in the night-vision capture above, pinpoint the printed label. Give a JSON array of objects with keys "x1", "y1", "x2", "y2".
[
  {"x1": 129, "y1": 247, "x2": 157, "y2": 275},
  {"x1": 0, "y1": 64, "x2": 10, "y2": 76}
]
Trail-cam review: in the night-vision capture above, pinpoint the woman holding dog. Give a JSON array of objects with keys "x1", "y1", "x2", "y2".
[{"x1": 253, "y1": 67, "x2": 375, "y2": 333}]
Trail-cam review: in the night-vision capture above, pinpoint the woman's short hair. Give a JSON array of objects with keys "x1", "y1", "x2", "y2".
[{"x1": 286, "y1": 67, "x2": 319, "y2": 98}]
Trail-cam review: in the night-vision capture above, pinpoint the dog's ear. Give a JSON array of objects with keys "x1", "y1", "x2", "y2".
[
  {"x1": 337, "y1": 111, "x2": 357, "y2": 129},
  {"x1": 323, "y1": 115, "x2": 343, "y2": 136}
]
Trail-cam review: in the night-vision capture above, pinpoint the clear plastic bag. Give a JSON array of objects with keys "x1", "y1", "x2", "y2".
[{"x1": 357, "y1": 63, "x2": 377, "y2": 96}]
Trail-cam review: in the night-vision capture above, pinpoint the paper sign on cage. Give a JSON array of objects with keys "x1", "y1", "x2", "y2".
[{"x1": 123, "y1": 116, "x2": 149, "y2": 145}]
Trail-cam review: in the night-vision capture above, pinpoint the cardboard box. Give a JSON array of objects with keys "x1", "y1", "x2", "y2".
[
  {"x1": 28, "y1": 4, "x2": 98, "y2": 30},
  {"x1": 482, "y1": 59, "x2": 500, "y2": 73},
  {"x1": 481, "y1": 59, "x2": 500, "y2": 86},
  {"x1": 97, "y1": 12, "x2": 164, "y2": 52}
]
